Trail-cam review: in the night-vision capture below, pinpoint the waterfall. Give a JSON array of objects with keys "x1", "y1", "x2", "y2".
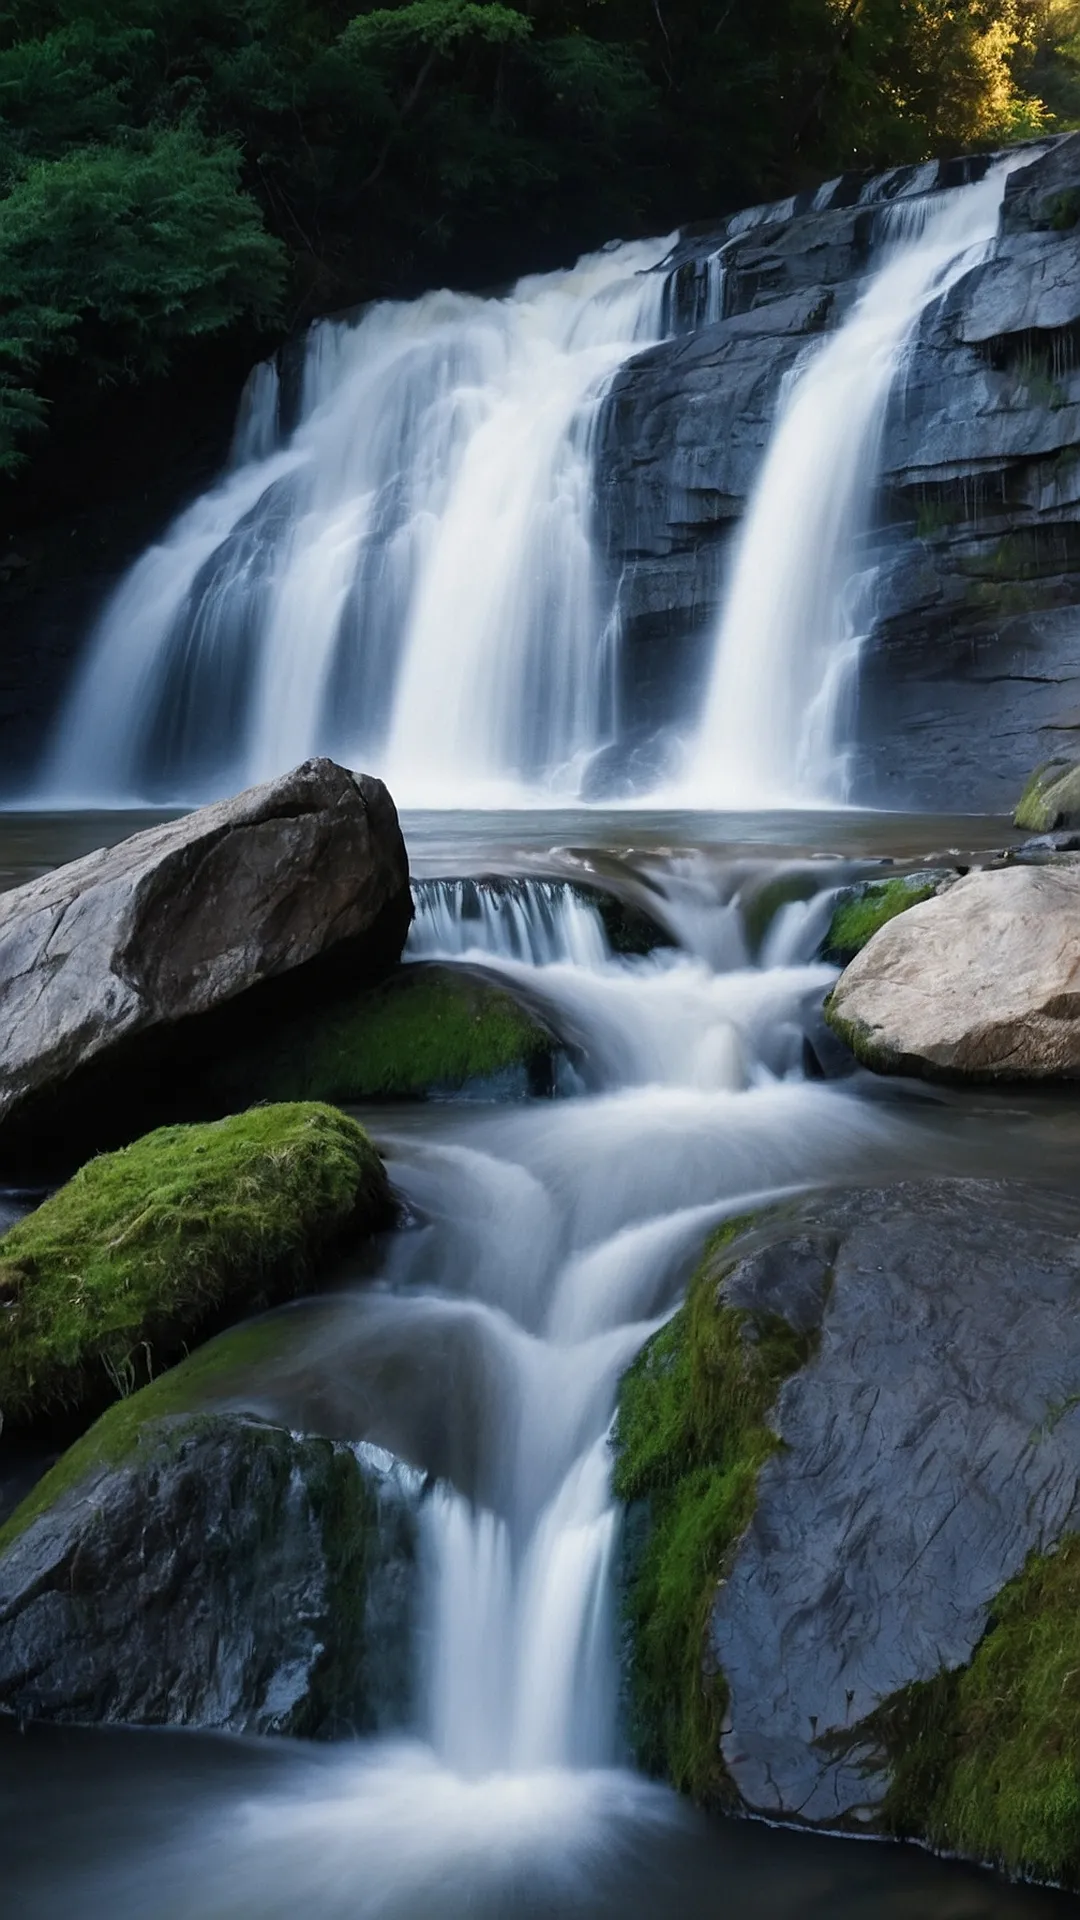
[
  {"x1": 679, "y1": 164, "x2": 1017, "y2": 808},
  {"x1": 408, "y1": 878, "x2": 611, "y2": 967},
  {"x1": 44, "y1": 239, "x2": 672, "y2": 808}
]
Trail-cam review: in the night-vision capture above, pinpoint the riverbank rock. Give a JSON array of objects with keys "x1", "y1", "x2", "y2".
[
  {"x1": 0, "y1": 1387, "x2": 420, "y2": 1735},
  {"x1": 825, "y1": 862, "x2": 1080, "y2": 1079},
  {"x1": 613, "y1": 1182, "x2": 1080, "y2": 1882},
  {"x1": 0, "y1": 1103, "x2": 393, "y2": 1438},
  {"x1": 0, "y1": 758, "x2": 411, "y2": 1152}
]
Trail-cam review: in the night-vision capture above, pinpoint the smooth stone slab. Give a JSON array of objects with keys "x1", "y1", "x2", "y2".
[
  {"x1": 0, "y1": 757, "x2": 410, "y2": 1130},
  {"x1": 825, "y1": 862, "x2": 1080, "y2": 1079}
]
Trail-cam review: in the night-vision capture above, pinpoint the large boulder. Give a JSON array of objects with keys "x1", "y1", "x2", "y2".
[
  {"x1": 0, "y1": 1392, "x2": 420, "y2": 1736},
  {"x1": 825, "y1": 862, "x2": 1080, "y2": 1079},
  {"x1": 614, "y1": 1182, "x2": 1080, "y2": 1880},
  {"x1": 0, "y1": 758, "x2": 411, "y2": 1142},
  {"x1": 0, "y1": 1102, "x2": 393, "y2": 1437}
]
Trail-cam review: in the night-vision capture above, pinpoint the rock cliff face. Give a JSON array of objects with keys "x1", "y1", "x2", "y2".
[{"x1": 596, "y1": 137, "x2": 1080, "y2": 809}]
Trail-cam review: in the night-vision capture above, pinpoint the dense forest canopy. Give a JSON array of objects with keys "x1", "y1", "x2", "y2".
[{"x1": 2, "y1": 0, "x2": 1080, "y2": 476}]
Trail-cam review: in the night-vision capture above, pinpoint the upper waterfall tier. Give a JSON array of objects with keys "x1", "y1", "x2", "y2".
[
  {"x1": 34, "y1": 134, "x2": 1080, "y2": 812},
  {"x1": 45, "y1": 238, "x2": 672, "y2": 808}
]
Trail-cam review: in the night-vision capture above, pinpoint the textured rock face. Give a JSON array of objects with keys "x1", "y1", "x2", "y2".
[
  {"x1": 0, "y1": 1415, "x2": 420, "y2": 1736},
  {"x1": 0, "y1": 757, "x2": 410, "y2": 1132},
  {"x1": 710, "y1": 1183, "x2": 1080, "y2": 1827},
  {"x1": 596, "y1": 137, "x2": 1080, "y2": 806},
  {"x1": 826, "y1": 862, "x2": 1080, "y2": 1079}
]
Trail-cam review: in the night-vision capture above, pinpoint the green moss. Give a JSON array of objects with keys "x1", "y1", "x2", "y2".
[
  {"x1": 1045, "y1": 189, "x2": 1080, "y2": 232},
  {"x1": 823, "y1": 875, "x2": 938, "y2": 965},
  {"x1": 1015, "y1": 759, "x2": 1080, "y2": 832},
  {"x1": 0, "y1": 1102, "x2": 391, "y2": 1435},
  {"x1": 0, "y1": 1300, "x2": 358, "y2": 1538},
  {"x1": 201, "y1": 964, "x2": 555, "y2": 1106},
  {"x1": 915, "y1": 493, "x2": 964, "y2": 539},
  {"x1": 821, "y1": 992, "x2": 897, "y2": 1074},
  {"x1": 872, "y1": 1534, "x2": 1080, "y2": 1883},
  {"x1": 611, "y1": 1217, "x2": 817, "y2": 1801}
]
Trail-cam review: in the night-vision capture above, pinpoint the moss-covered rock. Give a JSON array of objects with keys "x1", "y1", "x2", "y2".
[
  {"x1": 871, "y1": 1535, "x2": 1080, "y2": 1884},
  {"x1": 199, "y1": 961, "x2": 560, "y2": 1107},
  {"x1": 614, "y1": 1180, "x2": 1080, "y2": 1864},
  {"x1": 0, "y1": 1385, "x2": 421, "y2": 1735},
  {"x1": 0, "y1": 1102, "x2": 392, "y2": 1436},
  {"x1": 611, "y1": 1216, "x2": 817, "y2": 1801},
  {"x1": 822, "y1": 872, "x2": 948, "y2": 966},
  {"x1": 1014, "y1": 759, "x2": 1080, "y2": 833}
]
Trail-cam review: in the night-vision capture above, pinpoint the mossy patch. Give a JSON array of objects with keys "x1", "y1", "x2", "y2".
[
  {"x1": 199, "y1": 963, "x2": 557, "y2": 1107},
  {"x1": 868, "y1": 1533, "x2": 1080, "y2": 1884},
  {"x1": 822, "y1": 874, "x2": 940, "y2": 966},
  {"x1": 0, "y1": 1102, "x2": 391, "y2": 1437},
  {"x1": 611, "y1": 1217, "x2": 817, "y2": 1802},
  {"x1": 1015, "y1": 759, "x2": 1080, "y2": 833}
]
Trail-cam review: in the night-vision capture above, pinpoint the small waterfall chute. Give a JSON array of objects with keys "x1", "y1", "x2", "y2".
[{"x1": 679, "y1": 163, "x2": 1020, "y2": 808}]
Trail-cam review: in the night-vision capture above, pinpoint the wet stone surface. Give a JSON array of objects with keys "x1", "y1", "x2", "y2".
[{"x1": 712, "y1": 1181, "x2": 1080, "y2": 1826}]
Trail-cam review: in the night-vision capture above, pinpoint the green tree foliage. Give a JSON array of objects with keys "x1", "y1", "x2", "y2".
[{"x1": 0, "y1": 0, "x2": 1068, "y2": 473}]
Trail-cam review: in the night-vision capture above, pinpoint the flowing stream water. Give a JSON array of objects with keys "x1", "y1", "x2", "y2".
[
  {"x1": 6, "y1": 139, "x2": 1079, "y2": 1920},
  {"x1": 678, "y1": 162, "x2": 1018, "y2": 807},
  {"x1": 43, "y1": 238, "x2": 671, "y2": 808},
  {"x1": 5, "y1": 812, "x2": 1080, "y2": 1918}
]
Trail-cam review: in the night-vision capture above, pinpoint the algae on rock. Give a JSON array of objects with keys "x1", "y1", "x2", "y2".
[
  {"x1": 201, "y1": 961, "x2": 560, "y2": 1106},
  {"x1": 822, "y1": 872, "x2": 947, "y2": 966},
  {"x1": 611, "y1": 1216, "x2": 816, "y2": 1802},
  {"x1": 0, "y1": 1102, "x2": 392, "y2": 1436},
  {"x1": 1015, "y1": 759, "x2": 1080, "y2": 832},
  {"x1": 871, "y1": 1534, "x2": 1080, "y2": 1885}
]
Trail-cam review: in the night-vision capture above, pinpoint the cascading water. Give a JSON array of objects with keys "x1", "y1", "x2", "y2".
[
  {"x1": 5, "y1": 845, "x2": 1068, "y2": 1920},
  {"x1": 44, "y1": 239, "x2": 672, "y2": 808},
  {"x1": 679, "y1": 163, "x2": 1018, "y2": 808}
]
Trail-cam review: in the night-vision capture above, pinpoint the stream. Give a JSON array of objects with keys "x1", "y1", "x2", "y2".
[{"x1": 4, "y1": 806, "x2": 1080, "y2": 1919}]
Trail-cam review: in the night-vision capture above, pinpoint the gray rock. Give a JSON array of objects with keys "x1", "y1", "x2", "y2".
[
  {"x1": 710, "y1": 1181, "x2": 1080, "y2": 1826},
  {"x1": 594, "y1": 135, "x2": 1080, "y2": 807},
  {"x1": 0, "y1": 758, "x2": 410, "y2": 1133},
  {"x1": 0, "y1": 1413, "x2": 421, "y2": 1736},
  {"x1": 825, "y1": 862, "x2": 1080, "y2": 1079}
]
